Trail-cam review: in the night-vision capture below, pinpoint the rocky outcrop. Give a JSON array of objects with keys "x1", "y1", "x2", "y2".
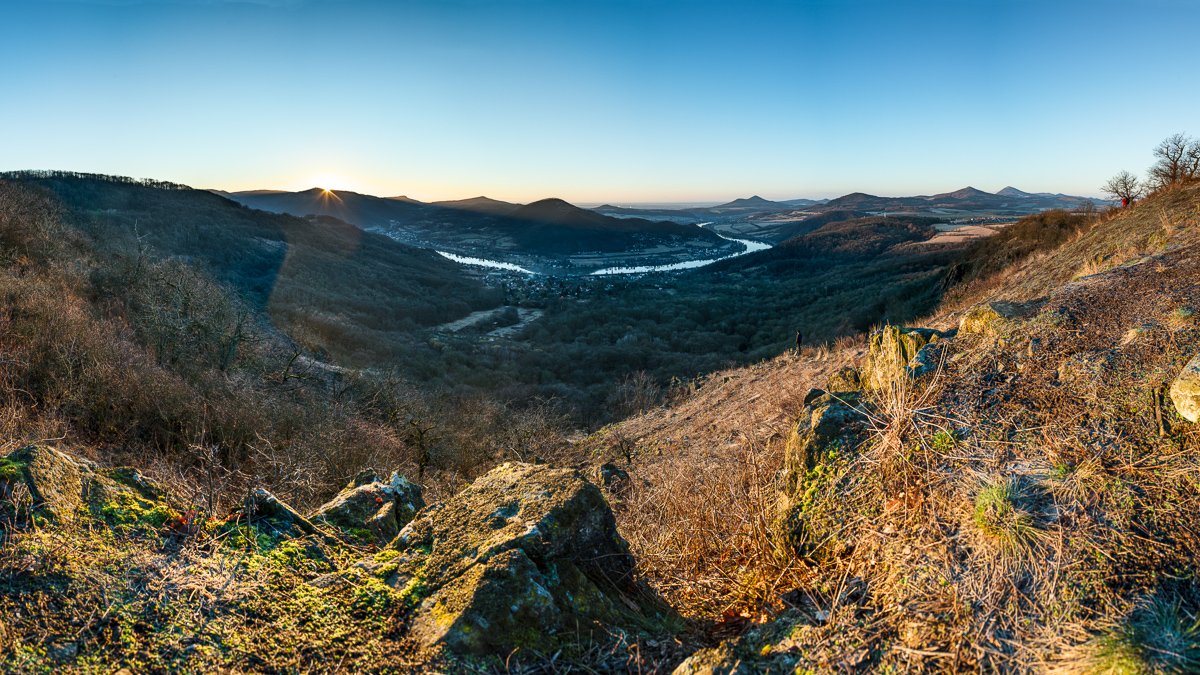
[
  {"x1": 594, "y1": 462, "x2": 630, "y2": 496},
  {"x1": 777, "y1": 392, "x2": 870, "y2": 555},
  {"x1": 361, "y1": 462, "x2": 674, "y2": 657},
  {"x1": 862, "y1": 326, "x2": 945, "y2": 389},
  {"x1": 0, "y1": 444, "x2": 181, "y2": 530},
  {"x1": 782, "y1": 392, "x2": 868, "y2": 485},
  {"x1": 958, "y1": 300, "x2": 1043, "y2": 336},
  {"x1": 310, "y1": 469, "x2": 424, "y2": 544},
  {"x1": 1170, "y1": 353, "x2": 1200, "y2": 422}
]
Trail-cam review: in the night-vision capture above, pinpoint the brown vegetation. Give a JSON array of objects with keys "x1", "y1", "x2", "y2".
[
  {"x1": 0, "y1": 180, "x2": 563, "y2": 518},
  {"x1": 606, "y1": 181, "x2": 1200, "y2": 670}
]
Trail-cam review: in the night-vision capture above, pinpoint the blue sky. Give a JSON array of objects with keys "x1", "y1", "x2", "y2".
[{"x1": 2, "y1": 0, "x2": 1197, "y2": 202}]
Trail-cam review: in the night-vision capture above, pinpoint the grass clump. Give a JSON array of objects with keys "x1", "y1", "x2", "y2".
[
  {"x1": 972, "y1": 476, "x2": 1044, "y2": 557},
  {"x1": 1167, "y1": 305, "x2": 1195, "y2": 331},
  {"x1": 1083, "y1": 599, "x2": 1200, "y2": 674}
]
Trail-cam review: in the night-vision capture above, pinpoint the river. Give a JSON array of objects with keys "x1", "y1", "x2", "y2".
[
  {"x1": 589, "y1": 224, "x2": 771, "y2": 275},
  {"x1": 435, "y1": 251, "x2": 534, "y2": 273},
  {"x1": 436, "y1": 222, "x2": 771, "y2": 276}
]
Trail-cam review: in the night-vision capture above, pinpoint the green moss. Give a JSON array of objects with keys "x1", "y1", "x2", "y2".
[
  {"x1": 97, "y1": 490, "x2": 178, "y2": 531},
  {"x1": 350, "y1": 572, "x2": 397, "y2": 614},
  {"x1": 396, "y1": 573, "x2": 431, "y2": 609},
  {"x1": 346, "y1": 527, "x2": 375, "y2": 545},
  {"x1": 0, "y1": 456, "x2": 26, "y2": 480},
  {"x1": 373, "y1": 548, "x2": 402, "y2": 564}
]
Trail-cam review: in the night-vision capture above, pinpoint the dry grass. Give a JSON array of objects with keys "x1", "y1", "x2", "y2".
[
  {"x1": 605, "y1": 183, "x2": 1200, "y2": 670},
  {"x1": 608, "y1": 349, "x2": 855, "y2": 619}
]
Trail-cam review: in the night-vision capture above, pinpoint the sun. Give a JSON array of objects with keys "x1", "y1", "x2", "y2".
[{"x1": 308, "y1": 173, "x2": 349, "y2": 193}]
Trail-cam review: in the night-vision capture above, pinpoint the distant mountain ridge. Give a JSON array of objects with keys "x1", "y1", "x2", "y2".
[
  {"x1": 820, "y1": 185, "x2": 1105, "y2": 212},
  {"x1": 220, "y1": 188, "x2": 737, "y2": 269}
]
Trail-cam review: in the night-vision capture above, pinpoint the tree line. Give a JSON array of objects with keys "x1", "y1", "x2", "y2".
[{"x1": 0, "y1": 170, "x2": 192, "y2": 191}]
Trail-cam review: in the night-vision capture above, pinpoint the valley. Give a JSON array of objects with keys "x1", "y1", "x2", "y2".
[{"x1": 3, "y1": 171, "x2": 1090, "y2": 426}]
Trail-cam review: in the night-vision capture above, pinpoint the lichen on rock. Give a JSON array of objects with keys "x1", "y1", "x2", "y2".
[
  {"x1": 958, "y1": 300, "x2": 1043, "y2": 336},
  {"x1": 310, "y1": 469, "x2": 425, "y2": 544},
  {"x1": 777, "y1": 391, "x2": 869, "y2": 556},
  {"x1": 825, "y1": 365, "x2": 862, "y2": 393},
  {"x1": 1170, "y1": 352, "x2": 1200, "y2": 422},
  {"x1": 369, "y1": 462, "x2": 674, "y2": 657},
  {"x1": 0, "y1": 444, "x2": 87, "y2": 523},
  {"x1": 862, "y1": 325, "x2": 945, "y2": 390}
]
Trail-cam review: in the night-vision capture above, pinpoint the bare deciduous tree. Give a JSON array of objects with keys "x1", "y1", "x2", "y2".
[
  {"x1": 1101, "y1": 170, "x2": 1143, "y2": 204},
  {"x1": 1148, "y1": 132, "x2": 1200, "y2": 190}
]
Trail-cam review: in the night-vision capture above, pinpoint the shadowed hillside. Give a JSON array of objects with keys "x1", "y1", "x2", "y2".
[{"x1": 3, "y1": 172, "x2": 503, "y2": 354}]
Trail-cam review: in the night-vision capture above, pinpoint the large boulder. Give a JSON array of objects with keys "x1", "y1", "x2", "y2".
[
  {"x1": 310, "y1": 469, "x2": 424, "y2": 544},
  {"x1": 1170, "y1": 353, "x2": 1200, "y2": 422},
  {"x1": 862, "y1": 326, "x2": 945, "y2": 390},
  {"x1": 362, "y1": 462, "x2": 674, "y2": 657}
]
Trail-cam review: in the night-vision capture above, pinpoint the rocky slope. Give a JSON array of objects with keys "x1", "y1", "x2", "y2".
[{"x1": 603, "y1": 182, "x2": 1200, "y2": 672}]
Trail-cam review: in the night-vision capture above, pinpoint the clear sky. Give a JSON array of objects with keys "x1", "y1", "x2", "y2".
[{"x1": 2, "y1": 0, "x2": 1198, "y2": 203}]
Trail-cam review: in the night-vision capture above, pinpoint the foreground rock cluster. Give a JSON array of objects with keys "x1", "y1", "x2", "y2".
[{"x1": 1, "y1": 445, "x2": 675, "y2": 670}]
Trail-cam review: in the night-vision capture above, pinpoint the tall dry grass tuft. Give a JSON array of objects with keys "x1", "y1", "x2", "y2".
[{"x1": 619, "y1": 429, "x2": 802, "y2": 619}]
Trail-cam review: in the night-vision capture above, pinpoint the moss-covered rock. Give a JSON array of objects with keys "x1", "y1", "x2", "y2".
[
  {"x1": 380, "y1": 462, "x2": 675, "y2": 657},
  {"x1": 781, "y1": 393, "x2": 867, "y2": 489},
  {"x1": 310, "y1": 469, "x2": 424, "y2": 545},
  {"x1": 862, "y1": 326, "x2": 944, "y2": 390},
  {"x1": 0, "y1": 444, "x2": 188, "y2": 535},
  {"x1": 777, "y1": 392, "x2": 868, "y2": 555},
  {"x1": 825, "y1": 365, "x2": 862, "y2": 393},
  {"x1": 0, "y1": 444, "x2": 88, "y2": 523},
  {"x1": 1170, "y1": 352, "x2": 1200, "y2": 422}
]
